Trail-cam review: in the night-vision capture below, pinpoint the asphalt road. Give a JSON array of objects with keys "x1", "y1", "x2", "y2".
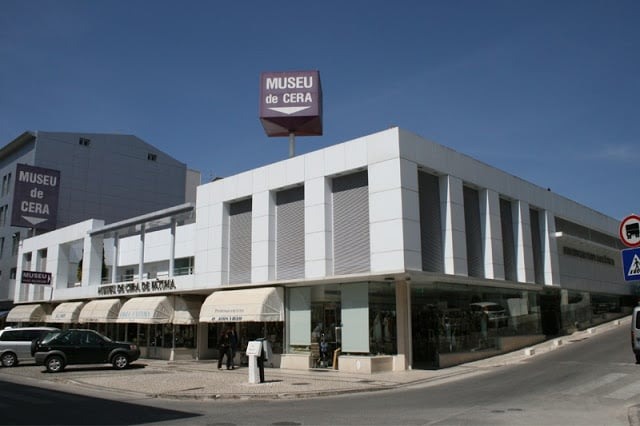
[{"x1": 1, "y1": 324, "x2": 638, "y2": 425}]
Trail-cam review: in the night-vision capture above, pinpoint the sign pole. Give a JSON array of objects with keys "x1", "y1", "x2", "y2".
[{"x1": 289, "y1": 132, "x2": 296, "y2": 158}]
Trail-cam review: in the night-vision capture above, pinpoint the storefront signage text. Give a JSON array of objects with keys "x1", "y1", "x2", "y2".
[
  {"x1": 563, "y1": 246, "x2": 615, "y2": 266},
  {"x1": 97, "y1": 278, "x2": 176, "y2": 296}
]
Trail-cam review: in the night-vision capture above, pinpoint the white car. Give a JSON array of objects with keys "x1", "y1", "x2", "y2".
[
  {"x1": 0, "y1": 327, "x2": 59, "y2": 367},
  {"x1": 470, "y1": 302, "x2": 508, "y2": 327},
  {"x1": 631, "y1": 306, "x2": 640, "y2": 364}
]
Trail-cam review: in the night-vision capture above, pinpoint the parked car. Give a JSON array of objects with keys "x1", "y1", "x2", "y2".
[
  {"x1": 470, "y1": 302, "x2": 509, "y2": 327},
  {"x1": 32, "y1": 329, "x2": 140, "y2": 373},
  {"x1": 0, "y1": 327, "x2": 59, "y2": 367},
  {"x1": 631, "y1": 306, "x2": 640, "y2": 364}
]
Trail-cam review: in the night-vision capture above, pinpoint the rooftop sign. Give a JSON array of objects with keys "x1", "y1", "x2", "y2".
[
  {"x1": 11, "y1": 164, "x2": 61, "y2": 230},
  {"x1": 259, "y1": 70, "x2": 323, "y2": 137}
]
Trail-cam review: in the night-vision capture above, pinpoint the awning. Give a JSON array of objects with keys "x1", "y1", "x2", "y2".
[
  {"x1": 199, "y1": 287, "x2": 284, "y2": 323},
  {"x1": 6, "y1": 304, "x2": 51, "y2": 323},
  {"x1": 117, "y1": 296, "x2": 174, "y2": 324},
  {"x1": 117, "y1": 296, "x2": 200, "y2": 324},
  {"x1": 173, "y1": 297, "x2": 201, "y2": 325},
  {"x1": 50, "y1": 301, "x2": 85, "y2": 323},
  {"x1": 78, "y1": 299, "x2": 122, "y2": 323}
]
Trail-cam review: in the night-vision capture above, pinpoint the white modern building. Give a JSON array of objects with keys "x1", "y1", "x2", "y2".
[
  {"x1": 0, "y1": 131, "x2": 200, "y2": 311},
  {"x1": 9, "y1": 128, "x2": 630, "y2": 372}
]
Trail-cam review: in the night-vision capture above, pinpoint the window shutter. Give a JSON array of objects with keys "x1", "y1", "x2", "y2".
[
  {"x1": 276, "y1": 187, "x2": 305, "y2": 280},
  {"x1": 333, "y1": 171, "x2": 370, "y2": 275},
  {"x1": 419, "y1": 172, "x2": 443, "y2": 273},
  {"x1": 229, "y1": 199, "x2": 252, "y2": 284}
]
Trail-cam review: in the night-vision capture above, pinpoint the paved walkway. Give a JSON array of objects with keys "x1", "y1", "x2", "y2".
[{"x1": 59, "y1": 317, "x2": 629, "y2": 400}]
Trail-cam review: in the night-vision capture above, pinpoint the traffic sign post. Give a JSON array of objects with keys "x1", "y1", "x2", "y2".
[
  {"x1": 619, "y1": 214, "x2": 640, "y2": 248},
  {"x1": 622, "y1": 248, "x2": 640, "y2": 282}
]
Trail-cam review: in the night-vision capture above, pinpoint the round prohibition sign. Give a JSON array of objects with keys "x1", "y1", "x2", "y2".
[{"x1": 619, "y1": 214, "x2": 640, "y2": 248}]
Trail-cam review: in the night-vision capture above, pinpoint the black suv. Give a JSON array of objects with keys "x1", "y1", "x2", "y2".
[{"x1": 32, "y1": 329, "x2": 140, "y2": 373}]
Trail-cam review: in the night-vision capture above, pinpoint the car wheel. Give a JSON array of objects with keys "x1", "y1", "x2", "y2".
[
  {"x1": 1, "y1": 352, "x2": 17, "y2": 367},
  {"x1": 46, "y1": 355, "x2": 65, "y2": 373},
  {"x1": 112, "y1": 353, "x2": 129, "y2": 370}
]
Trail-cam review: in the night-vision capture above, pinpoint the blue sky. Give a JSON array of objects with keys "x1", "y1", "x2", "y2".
[{"x1": 1, "y1": 1, "x2": 638, "y2": 221}]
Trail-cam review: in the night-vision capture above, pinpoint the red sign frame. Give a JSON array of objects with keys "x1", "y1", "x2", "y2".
[{"x1": 619, "y1": 214, "x2": 640, "y2": 248}]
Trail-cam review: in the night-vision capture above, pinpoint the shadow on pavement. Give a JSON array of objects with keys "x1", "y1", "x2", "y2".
[{"x1": 0, "y1": 378, "x2": 200, "y2": 425}]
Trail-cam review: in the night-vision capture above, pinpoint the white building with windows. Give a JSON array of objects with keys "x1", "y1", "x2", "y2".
[
  {"x1": 0, "y1": 131, "x2": 200, "y2": 312},
  {"x1": 9, "y1": 128, "x2": 630, "y2": 372}
]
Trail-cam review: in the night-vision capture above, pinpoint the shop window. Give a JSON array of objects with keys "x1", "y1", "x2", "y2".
[{"x1": 369, "y1": 282, "x2": 397, "y2": 355}]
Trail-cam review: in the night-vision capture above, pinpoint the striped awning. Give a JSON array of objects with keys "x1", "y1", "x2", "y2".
[
  {"x1": 199, "y1": 287, "x2": 284, "y2": 323},
  {"x1": 78, "y1": 299, "x2": 122, "y2": 323},
  {"x1": 6, "y1": 304, "x2": 50, "y2": 323},
  {"x1": 50, "y1": 301, "x2": 85, "y2": 323}
]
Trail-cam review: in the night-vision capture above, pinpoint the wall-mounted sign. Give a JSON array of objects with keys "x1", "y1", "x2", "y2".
[
  {"x1": 11, "y1": 164, "x2": 61, "y2": 230},
  {"x1": 21, "y1": 270, "x2": 52, "y2": 285},
  {"x1": 259, "y1": 70, "x2": 323, "y2": 137},
  {"x1": 97, "y1": 278, "x2": 176, "y2": 296}
]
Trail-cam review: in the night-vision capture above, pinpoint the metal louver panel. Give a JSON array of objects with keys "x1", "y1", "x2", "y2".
[
  {"x1": 276, "y1": 186, "x2": 305, "y2": 280},
  {"x1": 530, "y1": 208, "x2": 543, "y2": 284},
  {"x1": 229, "y1": 199, "x2": 252, "y2": 284},
  {"x1": 500, "y1": 198, "x2": 516, "y2": 281},
  {"x1": 333, "y1": 171, "x2": 370, "y2": 275},
  {"x1": 418, "y1": 172, "x2": 443, "y2": 272},
  {"x1": 463, "y1": 186, "x2": 484, "y2": 278}
]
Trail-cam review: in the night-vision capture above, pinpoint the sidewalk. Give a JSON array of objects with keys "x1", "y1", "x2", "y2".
[{"x1": 62, "y1": 317, "x2": 630, "y2": 400}]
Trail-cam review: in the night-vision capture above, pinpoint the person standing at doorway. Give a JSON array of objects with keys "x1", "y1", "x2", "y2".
[
  {"x1": 217, "y1": 328, "x2": 232, "y2": 370},
  {"x1": 228, "y1": 325, "x2": 239, "y2": 369}
]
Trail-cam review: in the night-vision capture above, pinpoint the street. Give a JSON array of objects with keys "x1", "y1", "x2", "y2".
[{"x1": 1, "y1": 323, "x2": 638, "y2": 425}]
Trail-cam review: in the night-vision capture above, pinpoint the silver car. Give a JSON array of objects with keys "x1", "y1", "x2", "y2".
[{"x1": 0, "y1": 327, "x2": 59, "y2": 367}]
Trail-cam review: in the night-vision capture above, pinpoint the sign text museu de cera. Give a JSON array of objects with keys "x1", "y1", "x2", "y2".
[
  {"x1": 259, "y1": 70, "x2": 323, "y2": 137},
  {"x1": 11, "y1": 164, "x2": 61, "y2": 230}
]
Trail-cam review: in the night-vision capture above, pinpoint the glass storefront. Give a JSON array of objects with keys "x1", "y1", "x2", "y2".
[
  {"x1": 411, "y1": 282, "x2": 543, "y2": 369},
  {"x1": 207, "y1": 321, "x2": 284, "y2": 365},
  {"x1": 286, "y1": 281, "x2": 398, "y2": 368}
]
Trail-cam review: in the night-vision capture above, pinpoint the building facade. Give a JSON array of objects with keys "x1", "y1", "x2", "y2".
[
  {"x1": 9, "y1": 128, "x2": 631, "y2": 372},
  {"x1": 0, "y1": 131, "x2": 200, "y2": 310}
]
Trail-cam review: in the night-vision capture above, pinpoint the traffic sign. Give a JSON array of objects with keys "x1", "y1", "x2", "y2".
[
  {"x1": 619, "y1": 214, "x2": 640, "y2": 248},
  {"x1": 622, "y1": 248, "x2": 640, "y2": 282}
]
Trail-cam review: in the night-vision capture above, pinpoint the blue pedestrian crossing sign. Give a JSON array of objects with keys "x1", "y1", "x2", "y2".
[{"x1": 622, "y1": 248, "x2": 640, "y2": 282}]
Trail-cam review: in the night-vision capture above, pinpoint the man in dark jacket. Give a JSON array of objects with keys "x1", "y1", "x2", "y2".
[{"x1": 217, "y1": 328, "x2": 232, "y2": 370}]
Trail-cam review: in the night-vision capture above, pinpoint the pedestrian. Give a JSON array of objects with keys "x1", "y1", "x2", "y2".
[
  {"x1": 228, "y1": 325, "x2": 239, "y2": 369},
  {"x1": 217, "y1": 328, "x2": 232, "y2": 370}
]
